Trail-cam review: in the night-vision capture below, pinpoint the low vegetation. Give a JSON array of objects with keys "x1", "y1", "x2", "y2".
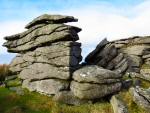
[
  {"x1": 0, "y1": 87, "x2": 113, "y2": 113},
  {"x1": 0, "y1": 64, "x2": 12, "y2": 83},
  {"x1": 119, "y1": 90, "x2": 148, "y2": 113}
]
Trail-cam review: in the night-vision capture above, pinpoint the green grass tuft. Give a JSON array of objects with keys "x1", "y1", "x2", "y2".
[
  {"x1": 5, "y1": 78, "x2": 22, "y2": 87},
  {"x1": 119, "y1": 90, "x2": 148, "y2": 113},
  {"x1": 0, "y1": 87, "x2": 113, "y2": 113}
]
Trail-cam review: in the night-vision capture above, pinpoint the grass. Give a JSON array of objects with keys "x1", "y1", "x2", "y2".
[
  {"x1": 0, "y1": 87, "x2": 113, "y2": 113},
  {"x1": 0, "y1": 64, "x2": 12, "y2": 82},
  {"x1": 5, "y1": 78, "x2": 22, "y2": 87},
  {"x1": 119, "y1": 90, "x2": 149, "y2": 113}
]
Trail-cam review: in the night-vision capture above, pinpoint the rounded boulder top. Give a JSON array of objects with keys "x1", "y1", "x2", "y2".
[{"x1": 25, "y1": 14, "x2": 78, "y2": 29}]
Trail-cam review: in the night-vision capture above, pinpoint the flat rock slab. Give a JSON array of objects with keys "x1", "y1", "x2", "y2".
[
  {"x1": 19, "y1": 63, "x2": 73, "y2": 80},
  {"x1": 73, "y1": 65, "x2": 121, "y2": 84},
  {"x1": 22, "y1": 79, "x2": 69, "y2": 95},
  {"x1": 25, "y1": 14, "x2": 78, "y2": 29},
  {"x1": 85, "y1": 42, "x2": 117, "y2": 67},
  {"x1": 9, "y1": 41, "x2": 82, "y2": 71},
  {"x1": 110, "y1": 95, "x2": 128, "y2": 113},
  {"x1": 130, "y1": 87, "x2": 150, "y2": 111},
  {"x1": 106, "y1": 53, "x2": 124, "y2": 70},
  {"x1": 140, "y1": 69, "x2": 150, "y2": 81},
  {"x1": 126, "y1": 55, "x2": 142, "y2": 67},
  {"x1": 85, "y1": 38, "x2": 109, "y2": 63},
  {"x1": 133, "y1": 36, "x2": 150, "y2": 44},
  {"x1": 70, "y1": 81, "x2": 122, "y2": 99},
  {"x1": 4, "y1": 24, "x2": 81, "y2": 53},
  {"x1": 4, "y1": 23, "x2": 46, "y2": 41},
  {"x1": 121, "y1": 45, "x2": 150, "y2": 56}
]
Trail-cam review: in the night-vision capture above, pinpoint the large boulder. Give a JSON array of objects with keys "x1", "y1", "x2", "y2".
[
  {"x1": 19, "y1": 63, "x2": 72, "y2": 80},
  {"x1": 70, "y1": 81, "x2": 121, "y2": 99},
  {"x1": 22, "y1": 79, "x2": 69, "y2": 95},
  {"x1": 71, "y1": 65, "x2": 122, "y2": 100},
  {"x1": 73, "y1": 65, "x2": 121, "y2": 84}
]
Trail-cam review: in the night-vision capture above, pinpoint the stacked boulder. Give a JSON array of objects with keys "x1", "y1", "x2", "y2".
[
  {"x1": 71, "y1": 65, "x2": 122, "y2": 100},
  {"x1": 53, "y1": 65, "x2": 123, "y2": 105},
  {"x1": 3, "y1": 14, "x2": 82, "y2": 95},
  {"x1": 3, "y1": 14, "x2": 125, "y2": 105},
  {"x1": 85, "y1": 38, "x2": 128, "y2": 75},
  {"x1": 111, "y1": 36, "x2": 150, "y2": 81},
  {"x1": 86, "y1": 36, "x2": 150, "y2": 75}
]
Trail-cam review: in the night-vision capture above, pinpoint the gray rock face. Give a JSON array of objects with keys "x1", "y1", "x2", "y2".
[
  {"x1": 19, "y1": 63, "x2": 72, "y2": 80},
  {"x1": 111, "y1": 36, "x2": 150, "y2": 74},
  {"x1": 140, "y1": 68, "x2": 150, "y2": 81},
  {"x1": 84, "y1": 39, "x2": 128, "y2": 75},
  {"x1": 70, "y1": 81, "x2": 122, "y2": 99},
  {"x1": 85, "y1": 42, "x2": 118, "y2": 66},
  {"x1": 4, "y1": 14, "x2": 82, "y2": 97},
  {"x1": 71, "y1": 65, "x2": 123, "y2": 100},
  {"x1": 3, "y1": 24, "x2": 81, "y2": 53},
  {"x1": 25, "y1": 14, "x2": 78, "y2": 29},
  {"x1": 53, "y1": 91, "x2": 90, "y2": 105},
  {"x1": 6, "y1": 14, "x2": 150, "y2": 105},
  {"x1": 114, "y1": 58, "x2": 128, "y2": 74},
  {"x1": 106, "y1": 53, "x2": 124, "y2": 70},
  {"x1": 130, "y1": 87, "x2": 150, "y2": 111},
  {"x1": 22, "y1": 79, "x2": 69, "y2": 95},
  {"x1": 85, "y1": 38, "x2": 109, "y2": 64},
  {"x1": 121, "y1": 45, "x2": 150, "y2": 56},
  {"x1": 73, "y1": 65, "x2": 121, "y2": 84},
  {"x1": 110, "y1": 95, "x2": 129, "y2": 113},
  {"x1": 133, "y1": 36, "x2": 150, "y2": 44}
]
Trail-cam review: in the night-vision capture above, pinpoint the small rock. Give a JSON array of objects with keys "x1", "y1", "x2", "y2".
[
  {"x1": 110, "y1": 95, "x2": 129, "y2": 113},
  {"x1": 130, "y1": 87, "x2": 150, "y2": 111}
]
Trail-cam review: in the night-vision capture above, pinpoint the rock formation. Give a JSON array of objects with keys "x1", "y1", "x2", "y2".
[
  {"x1": 3, "y1": 14, "x2": 82, "y2": 95},
  {"x1": 3, "y1": 14, "x2": 123, "y2": 105},
  {"x1": 130, "y1": 87, "x2": 150, "y2": 111},
  {"x1": 3, "y1": 14, "x2": 150, "y2": 112},
  {"x1": 85, "y1": 36, "x2": 150, "y2": 82},
  {"x1": 85, "y1": 38, "x2": 128, "y2": 75},
  {"x1": 71, "y1": 65, "x2": 122, "y2": 99}
]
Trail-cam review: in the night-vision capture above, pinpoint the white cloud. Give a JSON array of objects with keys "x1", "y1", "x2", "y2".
[
  {"x1": 0, "y1": 21, "x2": 26, "y2": 54},
  {"x1": 61, "y1": 1, "x2": 150, "y2": 57},
  {"x1": 1, "y1": 0, "x2": 150, "y2": 62}
]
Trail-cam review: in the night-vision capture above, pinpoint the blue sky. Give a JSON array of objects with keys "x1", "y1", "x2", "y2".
[
  {"x1": 0, "y1": 0, "x2": 144, "y2": 21},
  {"x1": 0, "y1": 0, "x2": 150, "y2": 64}
]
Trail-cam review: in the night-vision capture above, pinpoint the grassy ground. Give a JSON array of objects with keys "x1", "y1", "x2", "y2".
[
  {"x1": 0, "y1": 87, "x2": 113, "y2": 113},
  {"x1": 119, "y1": 90, "x2": 149, "y2": 113}
]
